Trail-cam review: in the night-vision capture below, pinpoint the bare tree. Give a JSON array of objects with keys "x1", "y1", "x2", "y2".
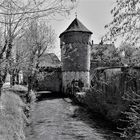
[
  {"x1": 0, "y1": 0, "x2": 76, "y2": 95},
  {"x1": 22, "y1": 20, "x2": 56, "y2": 93},
  {"x1": 13, "y1": 19, "x2": 56, "y2": 103}
]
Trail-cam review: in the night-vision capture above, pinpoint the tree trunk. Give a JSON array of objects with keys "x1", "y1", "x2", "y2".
[
  {"x1": 0, "y1": 82, "x2": 2, "y2": 96},
  {"x1": 26, "y1": 76, "x2": 32, "y2": 103},
  {"x1": 16, "y1": 73, "x2": 19, "y2": 84},
  {"x1": 0, "y1": 74, "x2": 2, "y2": 96},
  {"x1": 0, "y1": 72, "x2": 7, "y2": 96}
]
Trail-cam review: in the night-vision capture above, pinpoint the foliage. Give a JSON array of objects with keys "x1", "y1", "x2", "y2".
[
  {"x1": 120, "y1": 94, "x2": 140, "y2": 139},
  {"x1": 104, "y1": 0, "x2": 140, "y2": 46},
  {"x1": 88, "y1": 67, "x2": 140, "y2": 139},
  {"x1": 119, "y1": 42, "x2": 140, "y2": 66},
  {"x1": 86, "y1": 68, "x2": 127, "y2": 121},
  {"x1": 95, "y1": 0, "x2": 140, "y2": 134},
  {"x1": 91, "y1": 43, "x2": 122, "y2": 67},
  {"x1": 0, "y1": 90, "x2": 27, "y2": 140},
  {"x1": 19, "y1": 20, "x2": 56, "y2": 71},
  {"x1": 104, "y1": 0, "x2": 140, "y2": 67},
  {"x1": 118, "y1": 71, "x2": 140, "y2": 139},
  {"x1": 19, "y1": 20, "x2": 57, "y2": 93}
]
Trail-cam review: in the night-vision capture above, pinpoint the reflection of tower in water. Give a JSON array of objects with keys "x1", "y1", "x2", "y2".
[{"x1": 59, "y1": 18, "x2": 92, "y2": 93}]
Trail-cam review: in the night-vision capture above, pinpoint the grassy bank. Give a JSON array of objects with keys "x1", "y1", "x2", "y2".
[
  {"x1": 75, "y1": 80, "x2": 140, "y2": 139},
  {"x1": 83, "y1": 88, "x2": 128, "y2": 122},
  {"x1": 83, "y1": 89, "x2": 140, "y2": 139},
  {"x1": 0, "y1": 87, "x2": 28, "y2": 140}
]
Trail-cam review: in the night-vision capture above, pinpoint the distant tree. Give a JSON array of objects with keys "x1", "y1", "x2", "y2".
[
  {"x1": 104, "y1": 0, "x2": 140, "y2": 46},
  {"x1": 118, "y1": 42, "x2": 140, "y2": 66},
  {"x1": 92, "y1": 42, "x2": 121, "y2": 67},
  {"x1": 119, "y1": 42, "x2": 137, "y2": 66},
  {"x1": 20, "y1": 20, "x2": 56, "y2": 94}
]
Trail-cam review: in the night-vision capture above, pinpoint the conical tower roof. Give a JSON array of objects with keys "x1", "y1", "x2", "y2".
[{"x1": 59, "y1": 18, "x2": 92, "y2": 38}]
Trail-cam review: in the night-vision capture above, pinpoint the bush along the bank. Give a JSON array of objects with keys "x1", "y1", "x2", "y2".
[
  {"x1": 84, "y1": 70, "x2": 128, "y2": 122},
  {"x1": 28, "y1": 90, "x2": 36, "y2": 118},
  {"x1": 0, "y1": 90, "x2": 28, "y2": 140},
  {"x1": 117, "y1": 69, "x2": 140, "y2": 139},
  {"x1": 0, "y1": 85, "x2": 37, "y2": 140},
  {"x1": 24, "y1": 90, "x2": 37, "y2": 139},
  {"x1": 119, "y1": 90, "x2": 140, "y2": 139},
  {"x1": 84, "y1": 85, "x2": 128, "y2": 122},
  {"x1": 81, "y1": 68, "x2": 140, "y2": 139}
]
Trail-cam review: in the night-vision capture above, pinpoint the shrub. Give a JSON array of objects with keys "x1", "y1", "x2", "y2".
[
  {"x1": 120, "y1": 90, "x2": 140, "y2": 139},
  {"x1": 85, "y1": 67, "x2": 140, "y2": 139},
  {"x1": 85, "y1": 69, "x2": 128, "y2": 121},
  {"x1": 0, "y1": 90, "x2": 28, "y2": 140}
]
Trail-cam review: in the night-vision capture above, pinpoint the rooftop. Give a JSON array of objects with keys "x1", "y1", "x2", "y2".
[
  {"x1": 59, "y1": 18, "x2": 92, "y2": 37},
  {"x1": 39, "y1": 53, "x2": 61, "y2": 68}
]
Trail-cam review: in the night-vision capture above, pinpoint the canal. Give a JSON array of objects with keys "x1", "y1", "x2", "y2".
[{"x1": 26, "y1": 97, "x2": 121, "y2": 140}]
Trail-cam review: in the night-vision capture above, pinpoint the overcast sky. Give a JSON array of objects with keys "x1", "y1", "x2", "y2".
[{"x1": 50, "y1": 0, "x2": 116, "y2": 56}]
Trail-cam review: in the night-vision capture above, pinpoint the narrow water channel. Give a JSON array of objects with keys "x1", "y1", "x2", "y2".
[{"x1": 26, "y1": 97, "x2": 121, "y2": 140}]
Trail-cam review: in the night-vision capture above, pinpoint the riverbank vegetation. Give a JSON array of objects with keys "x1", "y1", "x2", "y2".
[
  {"x1": 120, "y1": 89, "x2": 140, "y2": 139},
  {"x1": 0, "y1": 85, "x2": 37, "y2": 140},
  {"x1": 103, "y1": 0, "x2": 140, "y2": 139},
  {"x1": 85, "y1": 69, "x2": 126, "y2": 121},
  {"x1": 82, "y1": 68, "x2": 140, "y2": 139},
  {"x1": 0, "y1": 88, "x2": 28, "y2": 140}
]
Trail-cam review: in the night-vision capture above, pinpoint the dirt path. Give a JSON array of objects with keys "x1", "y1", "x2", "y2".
[{"x1": 26, "y1": 98, "x2": 120, "y2": 140}]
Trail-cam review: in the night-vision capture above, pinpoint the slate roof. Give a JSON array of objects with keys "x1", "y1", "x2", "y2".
[
  {"x1": 39, "y1": 53, "x2": 61, "y2": 68},
  {"x1": 59, "y1": 18, "x2": 92, "y2": 37}
]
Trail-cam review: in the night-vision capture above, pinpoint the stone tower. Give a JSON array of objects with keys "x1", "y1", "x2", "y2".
[{"x1": 59, "y1": 18, "x2": 92, "y2": 92}]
